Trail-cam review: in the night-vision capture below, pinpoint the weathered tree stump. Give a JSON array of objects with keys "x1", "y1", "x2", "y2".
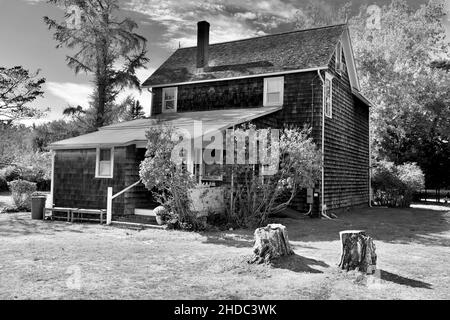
[
  {"x1": 249, "y1": 224, "x2": 294, "y2": 264},
  {"x1": 338, "y1": 230, "x2": 377, "y2": 274}
]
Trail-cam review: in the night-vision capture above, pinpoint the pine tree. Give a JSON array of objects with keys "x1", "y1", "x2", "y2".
[{"x1": 44, "y1": 0, "x2": 149, "y2": 128}]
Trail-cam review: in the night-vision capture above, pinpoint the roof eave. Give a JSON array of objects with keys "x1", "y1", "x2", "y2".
[
  {"x1": 352, "y1": 90, "x2": 374, "y2": 108},
  {"x1": 142, "y1": 67, "x2": 328, "y2": 88},
  {"x1": 49, "y1": 140, "x2": 147, "y2": 151}
]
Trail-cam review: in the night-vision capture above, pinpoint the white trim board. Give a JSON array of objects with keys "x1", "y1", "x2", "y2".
[
  {"x1": 135, "y1": 208, "x2": 156, "y2": 216},
  {"x1": 143, "y1": 67, "x2": 327, "y2": 88}
]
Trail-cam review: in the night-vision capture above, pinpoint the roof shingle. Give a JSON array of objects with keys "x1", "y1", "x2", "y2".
[{"x1": 142, "y1": 24, "x2": 346, "y2": 87}]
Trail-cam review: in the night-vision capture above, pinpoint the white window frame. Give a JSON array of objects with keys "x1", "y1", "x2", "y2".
[
  {"x1": 335, "y1": 41, "x2": 345, "y2": 75},
  {"x1": 263, "y1": 76, "x2": 284, "y2": 107},
  {"x1": 324, "y1": 73, "x2": 333, "y2": 119},
  {"x1": 162, "y1": 87, "x2": 178, "y2": 113},
  {"x1": 95, "y1": 147, "x2": 114, "y2": 178}
]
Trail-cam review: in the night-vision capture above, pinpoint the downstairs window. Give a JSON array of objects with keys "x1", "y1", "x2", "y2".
[{"x1": 96, "y1": 147, "x2": 114, "y2": 178}]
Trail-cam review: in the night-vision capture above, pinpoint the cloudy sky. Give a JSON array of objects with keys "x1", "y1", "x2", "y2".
[{"x1": 0, "y1": 0, "x2": 449, "y2": 125}]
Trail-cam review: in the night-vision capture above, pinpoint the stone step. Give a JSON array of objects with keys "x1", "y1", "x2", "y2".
[{"x1": 110, "y1": 221, "x2": 166, "y2": 230}]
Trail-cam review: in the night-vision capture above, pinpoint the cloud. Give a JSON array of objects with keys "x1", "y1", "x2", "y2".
[
  {"x1": 125, "y1": 0, "x2": 299, "y2": 48},
  {"x1": 234, "y1": 12, "x2": 258, "y2": 20},
  {"x1": 21, "y1": 0, "x2": 46, "y2": 4},
  {"x1": 46, "y1": 82, "x2": 93, "y2": 107},
  {"x1": 44, "y1": 66, "x2": 155, "y2": 117}
]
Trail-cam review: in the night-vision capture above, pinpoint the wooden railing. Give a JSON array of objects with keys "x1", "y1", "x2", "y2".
[{"x1": 106, "y1": 180, "x2": 142, "y2": 225}]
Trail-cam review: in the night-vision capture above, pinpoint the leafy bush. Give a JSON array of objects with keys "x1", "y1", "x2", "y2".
[
  {"x1": 225, "y1": 125, "x2": 321, "y2": 227},
  {"x1": 7, "y1": 180, "x2": 37, "y2": 211},
  {"x1": 0, "y1": 152, "x2": 51, "y2": 191},
  {"x1": 0, "y1": 204, "x2": 20, "y2": 214},
  {"x1": 140, "y1": 125, "x2": 201, "y2": 230},
  {"x1": 0, "y1": 124, "x2": 35, "y2": 167},
  {"x1": 372, "y1": 160, "x2": 425, "y2": 207},
  {"x1": 0, "y1": 166, "x2": 21, "y2": 182},
  {"x1": 0, "y1": 175, "x2": 8, "y2": 192},
  {"x1": 140, "y1": 124, "x2": 321, "y2": 230}
]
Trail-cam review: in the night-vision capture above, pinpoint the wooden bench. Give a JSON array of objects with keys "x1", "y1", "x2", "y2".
[
  {"x1": 71, "y1": 209, "x2": 107, "y2": 224},
  {"x1": 44, "y1": 207, "x2": 106, "y2": 224},
  {"x1": 44, "y1": 207, "x2": 78, "y2": 222}
]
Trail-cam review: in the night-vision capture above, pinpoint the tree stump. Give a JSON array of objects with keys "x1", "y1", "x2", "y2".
[
  {"x1": 249, "y1": 224, "x2": 294, "y2": 264},
  {"x1": 338, "y1": 230, "x2": 377, "y2": 274}
]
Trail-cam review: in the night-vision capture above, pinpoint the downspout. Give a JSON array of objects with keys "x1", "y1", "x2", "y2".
[
  {"x1": 317, "y1": 70, "x2": 325, "y2": 218},
  {"x1": 230, "y1": 125, "x2": 235, "y2": 216},
  {"x1": 147, "y1": 88, "x2": 153, "y2": 116},
  {"x1": 368, "y1": 128, "x2": 372, "y2": 207},
  {"x1": 50, "y1": 151, "x2": 55, "y2": 207}
]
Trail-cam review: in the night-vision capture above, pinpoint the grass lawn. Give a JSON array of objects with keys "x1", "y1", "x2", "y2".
[{"x1": 0, "y1": 203, "x2": 449, "y2": 299}]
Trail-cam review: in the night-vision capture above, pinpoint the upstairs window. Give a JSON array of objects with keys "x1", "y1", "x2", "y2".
[
  {"x1": 324, "y1": 73, "x2": 333, "y2": 118},
  {"x1": 162, "y1": 87, "x2": 177, "y2": 113},
  {"x1": 96, "y1": 147, "x2": 114, "y2": 178},
  {"x1": 335, "y1": 41, "x2": 345, "y2": 75},
  {"x1": 263, "y1": 77, "x2": 284, "y2": 107}
]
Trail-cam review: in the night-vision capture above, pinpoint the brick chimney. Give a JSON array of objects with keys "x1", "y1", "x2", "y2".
[{"x1": 196, "y1": 21, "x2": 210, "y2": 69}]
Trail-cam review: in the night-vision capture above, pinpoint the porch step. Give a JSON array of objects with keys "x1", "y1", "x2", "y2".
[
  {"x1": 114, "y1": 214, "x2": 158, "y2": 225},
  {"x1": 110, "y1": 220, "x2": 166, "y2": 230},
  {"x1": 135, "y1": 208, "x2": 157, "y2": 216}
]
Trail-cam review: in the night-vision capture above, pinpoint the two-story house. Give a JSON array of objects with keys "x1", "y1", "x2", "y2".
[{"x1": 49, "y1": 21, "x2": 372, "y2": 221}]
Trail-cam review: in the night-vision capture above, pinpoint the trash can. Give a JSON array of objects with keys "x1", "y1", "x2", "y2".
[{"x1": 31, "y1": 194, "x2": 47, "y2": 220}]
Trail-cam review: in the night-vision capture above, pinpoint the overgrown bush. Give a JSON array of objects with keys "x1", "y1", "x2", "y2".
[
  {"x1": 140, "y1": 124, "x2": 321, "y2": 230},
  {"x1": 0, "y1": 175, "x2": 8, "y2": 192},
  {"x1": 7, "y1": 180, "x2": 37, "y2": 211},
  {"x1": 140, "y1": 125, "x2": 202, "y2": 230},
  {"x1": 0, "y1": 204, "x2": 20, "y2": 214},
  {"x1": 372, "y1": 160, "x2": 425, "y2": 207},
  {"x1": 225, "y1": 125, "x2": 322, "y2": 227},
  {"x1": 0, "y1": 166, "x2": 21, "y2": 182},
  {"x1": 0, "y1": 152, "x2": 51, "y2": 191}
]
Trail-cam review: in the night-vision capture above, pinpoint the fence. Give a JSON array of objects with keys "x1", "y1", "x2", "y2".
[{"x1": 414, "y1": 189, "x2": 450, "y2": 203}]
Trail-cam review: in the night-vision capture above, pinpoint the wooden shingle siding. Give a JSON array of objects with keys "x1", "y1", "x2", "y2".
[
  {"x1": 323, "y1": 52, "x2": 370, "y2": 210},
  {"x1": 152, "y1": 78, "x2": 264, "y2": 115},
  {"x1": 54, "y1": 146, "x2": 155, "y2": 216}
]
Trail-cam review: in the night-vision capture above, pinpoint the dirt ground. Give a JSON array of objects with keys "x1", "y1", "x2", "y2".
[{"x1": 0, "y1": 203, "x2": 449, "y2": 300}]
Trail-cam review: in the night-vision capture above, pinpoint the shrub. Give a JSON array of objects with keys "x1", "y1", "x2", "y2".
[
  {"x1": 20, "y1": 152, "x2": 52, "y2": 191},
  {"x1": 7, "y1": 180, "x2": 37, "y2": 211},
  {"x1": 0, "y1": 166, "x2": 21, "y2": 182},
  {"x1": 0, "y1": 204, "x2": 20, "y2": 213},
  {"x1": 372, "y1": 160, "x2": 425, "y2": 207},
  {"x1": 0, "y1": 175, "x2": 8, "y2": 192},
  {"x1": 140, "y1": 124, "x2": 321, "y2": 230},
  {"x1": 225, "y1": 125, "x2": 322, "y2": 227},
  {"x1": 0, "y1": 152, "x2": 52, "y2": 191},
  {"x1": 140, "y1": 125, "x2": 200, "y2": 230}
]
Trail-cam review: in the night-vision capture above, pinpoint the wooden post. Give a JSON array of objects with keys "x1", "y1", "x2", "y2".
[
  {"x1": 49, "y1": 151, "x2": 55, "y2": 208},
  {"x1": 106, "y1": 187, "x2": 113, "y2": 225},
  {"x1": 338, "y1": 230, "x2": 377, "y2": 274}
]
